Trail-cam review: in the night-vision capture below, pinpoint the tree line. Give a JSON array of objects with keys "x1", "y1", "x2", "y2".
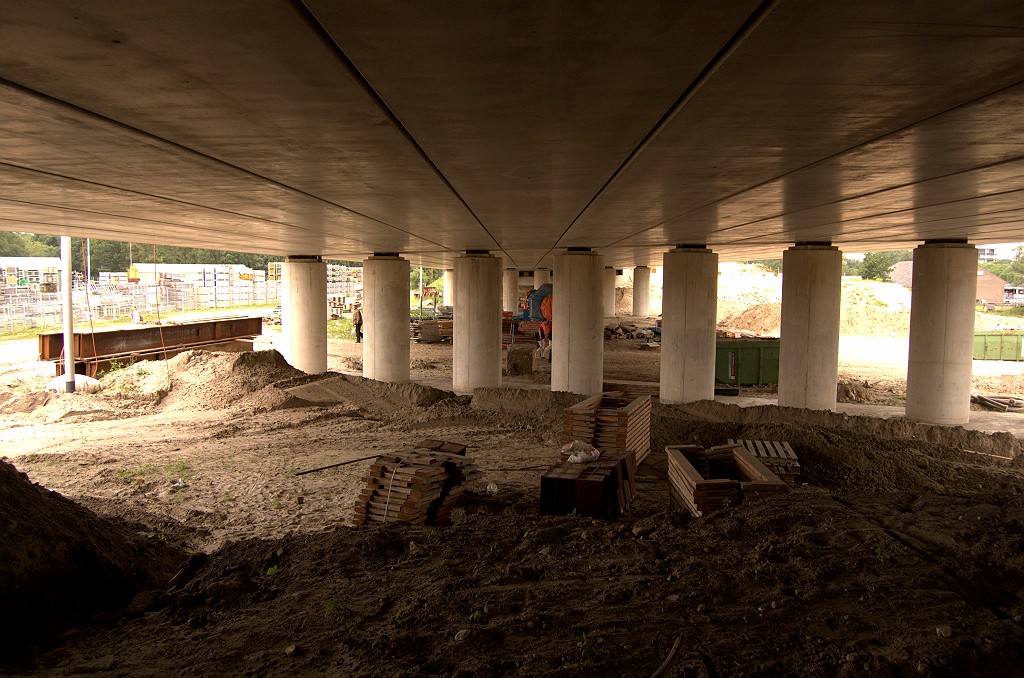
[
  {"x1": 748, "y1": 250, "x2": 915, "y2": 281},
  {"x1": 1, "y1": 231, "x2": 450, "y2": 287},
  {"x1": 0, "y1": 232, "x2": 285, "y2": 273}
]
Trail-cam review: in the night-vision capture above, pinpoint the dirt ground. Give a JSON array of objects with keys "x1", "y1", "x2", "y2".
[{"x1": 3, "y1": 277, "x2": 1024, "y2": 676}]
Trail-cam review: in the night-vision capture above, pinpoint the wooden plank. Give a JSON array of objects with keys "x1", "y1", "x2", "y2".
[{"x1": 734, "y1": 448, "x2": 782, "y2": 483}]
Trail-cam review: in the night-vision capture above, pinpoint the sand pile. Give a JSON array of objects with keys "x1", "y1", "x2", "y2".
[
  {"x1": 718, "y1": 301, "x2": 782, "y2": 336},
  {"x1": 718, "y1": 281, "x2": 916, "y2": 338},
  {"x1": 102, "y1": 349, "x2": 304, "y2": 412},
  {"x1": 0, "y1": 460, "x2": 186, "y2": 661},
  {"x1": 0, "y1": 390, "x2": 55, "y2": 415}
]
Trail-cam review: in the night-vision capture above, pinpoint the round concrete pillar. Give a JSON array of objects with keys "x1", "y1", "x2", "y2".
[
  {"x1": 906, "y1": 242, "x2": 977, "y2": 425},
  {"x1": 660, "y1": 247, "x2": 718, "y2": 403},
  {"x1": 362, "y1": 255, "x2": 410, "y2": 382},
  {"x1": 632, "y1": 266, "x2": 651, "y2": 317},
  {"x1": 503, "y1": 268, "x2": 519, "y2": 313},
  {"x1": 603, "y1": 267, "x2": 616, "y2": 317},
  {"x1": 281, "y1": 256, "x2": 328, "y2": 374},
  {"x1": 454, "y1": 253, "x2": 502, "y2": 394},
  {"x1": 552, "y1": 251, "x2": 604, "y2": 395},
  {"x1": 534, "y1": 267, "x2": 550, "y2": 288},
  {"x1": 778, "y1": 245, "x2": 842, "y2": 410},
  {"x1": 442, "y1": 269, "x2": 454, "y2": 307}
]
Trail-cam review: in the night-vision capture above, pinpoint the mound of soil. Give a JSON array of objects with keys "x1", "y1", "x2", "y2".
[
  {"x1": 0, "y1": 390, "x2": 54, "y2": 415},
  {"x1": 718, "y1": 302, "x2": 781, "y2": 336},
  {"x1": 718, "y1": 282, "x2": 913, "y2": 338},
  {"x1": 0, "y1": 460, "x2": 187, "y2": 663},
  {"x1": 660, "y1": 400, "x2": 1022, "y2": 459}
]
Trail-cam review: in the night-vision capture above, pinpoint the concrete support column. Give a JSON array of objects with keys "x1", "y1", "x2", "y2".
[
  {"x1": 442, "y1": 269, "x2": 454, "y2": 307},
  {"x1": 603, "y1": 267, "x2": 616, "y2": 317},
  {"x1": 454, "y1": 252, "x2": 502, "y2": 394},
  {"x1": 503, "y1": 268, "x2": 519, "y2": 313},
  {"x1": 362, "y1": 254, "x2": 410, "y2": 382},
  {"x1": 281, "y1": 256, "x2": 328, "y2": 374},
  {"x1": 60, "y1": 236, "x2": 75, "y2": 392},
  {"x1": 552, "y1": 250, "x2": 604, "y2": 394},
  {"x1": 778, "y1": 244, "x2": 842, "y2": 410},
  {"x1": 906, "y1": 242, "x2": 977, "y2": 425},
  {"x1": 660, "y1": 246, "x2": 718, "y2": 403},
  {"x1": 534, "y1": 267, "x2": 550, "y2": 288},
  {"x1": 632, "y1": 266, "x2": 651, "y2": 316}
]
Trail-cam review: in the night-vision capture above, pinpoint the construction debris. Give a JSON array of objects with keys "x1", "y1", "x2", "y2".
[
  {"x1": 971, "y1": 394, "x2": 1024, "y2": 412},
  {"x1": 562, "y1": 392, "x2": 652, "y2": 464},
  {"x1": 727, "y1": 439, "x2": 801, "y2": 483},
  {"x1": 352, "y1": 439, "x2": 478, "y2": 526},
  {"x1": 666, "y1": 443, "x2": 790, "y2": 517}
]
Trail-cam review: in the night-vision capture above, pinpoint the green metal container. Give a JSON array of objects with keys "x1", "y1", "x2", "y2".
[
  {"x1": 972, "y1": 332, "x2": 1024, "y2": 361},
  {"x1": 715, "y1": 338, "x2": 781, "y2": 385}
]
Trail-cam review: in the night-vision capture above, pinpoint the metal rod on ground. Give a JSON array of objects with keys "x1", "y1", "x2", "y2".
[
  {"x1": 294, "y1": 455, "x2": 378, "y2": 476},
  {"x1": 61, "y1": 235, "x2": 75, "y2": 393}
]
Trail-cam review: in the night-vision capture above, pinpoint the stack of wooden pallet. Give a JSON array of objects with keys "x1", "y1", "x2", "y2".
[
  {"x1": 666, "y1": 443, "x2": 789, "y2": 518},
  {"x1": 411, "y1": 320, "x2": 454, "y2": 344},
  {"x1": 352, "y1": 439, "x2": 478, "y2": 526},
  {"x1": 727, "y1": 439, "x2": 801, "y2": 482},
  {"x1": 540, "y1": 449, "x2": 637, "y2": 518},
  {"x1": 501, "y1": 319, "x2": 543, "y2": 347},
  {"x1": 602, "y1": 381, "x2": 660, "y2": 401},
  {"x1": 561, "y1": 392, "x2": 652, "y2": 464}
]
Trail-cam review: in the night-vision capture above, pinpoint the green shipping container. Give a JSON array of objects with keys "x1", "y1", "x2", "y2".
[
  {"x1": 715, "y1": 338, "x2": 781, "y2": 385},
  {"x1": 972, "y1": 332, "x2": 1024, "y2": 361}
]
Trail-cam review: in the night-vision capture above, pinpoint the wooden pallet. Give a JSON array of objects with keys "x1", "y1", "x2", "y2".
[
  {"x1": 666, "y1": 443, "x2": 789, "y2": 518},
  {"x1": 727, "y1": 439, "x2": 801, "y2": 482},
  {"x1": 352, "y1": 439, "x2": 479, "y2": 526},
  {"x1": 561, "y1": 392, "x2": 652, "y2": 465}
]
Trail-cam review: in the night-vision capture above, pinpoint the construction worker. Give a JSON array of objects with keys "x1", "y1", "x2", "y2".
[
  {"x1": 352, "y1": 304, "x2": 363, "y2": 343},
  {"x1": 538, "y1": 319, "x2": 552, "y2": 361}
]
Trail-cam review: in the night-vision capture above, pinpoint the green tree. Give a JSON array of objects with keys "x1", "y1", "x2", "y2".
[
  {"x1": 859, "y1": 250, "x2": 913, "y2": 281},
  {"x1": 842, "y1": 257, "x2": 862, "y2": 276},
  {"x1": 982, "y1": 259, "x2": 1024, "y2": 286},
  {"x1": 410, "y1": 267, "x2": 444, "y2": 290},
  {"x1": 0, "y1": 231, "x2": 29, "y2": 256},
  {"x1": 746, "y1": 259, "x2": 782, "y2": 273}
]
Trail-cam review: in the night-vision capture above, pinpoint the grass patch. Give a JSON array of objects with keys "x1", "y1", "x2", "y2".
[
  {"x1": 0, "y1": 304, "x2": 277, "y2": 342},
  {"x1": 327, "y1": 317, "x2": 355, "y2": 340},
  {"x1": 985, "y1": 306, "x2": 1024, "y2": 318}
]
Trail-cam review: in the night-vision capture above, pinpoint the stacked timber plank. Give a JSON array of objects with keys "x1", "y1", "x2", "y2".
[
  {"x1": 602, "y1": 381, "x2": 660, "y2": 401},
  {"x1": 540, "y1": 450, "x2": 637, "y2": 519},
  {"x1": 561, "y1": 392, "x2": 652, "y2": 465},
  {"x1": 353, "y1": 439, "x2": 478, "y2": 526},
  {"x1": 501, "y1": 319, "x2": 542, "y2": 347},
  {"x1": 727, "y1": 439, "x2": 801, "y2": 482},
  {"x1": 411, "y1": 320, "x2": 454, "y2": 344},
  {"x1": 666, "y1": 443, "x2": 789, "y2": 518}
]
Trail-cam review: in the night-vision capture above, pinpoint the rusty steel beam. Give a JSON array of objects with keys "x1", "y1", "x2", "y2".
[{"x1": 39, "y1": 317, "x2": 263, "y2": 361}]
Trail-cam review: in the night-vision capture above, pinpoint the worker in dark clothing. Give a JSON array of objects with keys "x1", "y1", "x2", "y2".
[{"x1": 352, "y1": 304, "x2": 363, "y2": 343}]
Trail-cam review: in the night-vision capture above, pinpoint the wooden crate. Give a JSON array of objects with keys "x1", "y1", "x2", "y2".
[
  {"x1": 666, "y1": 443, "x2": 789, "y2": 518},
  {"x1": 561, "y1": 392, "x2": 652, "y2": 465},
  {"x1": 727, "y1": 439, "x2": 801, "y2": 482}
]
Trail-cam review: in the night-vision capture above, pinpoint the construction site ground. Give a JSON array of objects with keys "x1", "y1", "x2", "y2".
[{"x1": 3, "y1": 274, "x2": 1024, "y2": 677}]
